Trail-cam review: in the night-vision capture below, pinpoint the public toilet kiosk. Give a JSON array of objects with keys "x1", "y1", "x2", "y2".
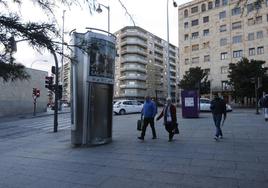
[{"x1": 70, "y1": 28, "x2": 116, "y2": 146}]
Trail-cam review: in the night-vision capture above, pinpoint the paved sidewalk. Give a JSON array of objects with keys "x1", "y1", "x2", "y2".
[{"x1": 0, "y1": 109, "x2": 268, "y2": 188}]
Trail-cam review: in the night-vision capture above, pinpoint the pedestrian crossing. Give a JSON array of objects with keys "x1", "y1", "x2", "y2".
[{"x1": 0, "y1": 113, "x2": 71, "y2": 140}]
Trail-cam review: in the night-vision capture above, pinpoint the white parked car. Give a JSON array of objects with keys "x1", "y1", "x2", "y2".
[
  {"x1": 199, "y1": 98, "x2": 232, "y2": 112},
  {"x1": 113, "y1": 100, "x2": 143, "y2": 115}
]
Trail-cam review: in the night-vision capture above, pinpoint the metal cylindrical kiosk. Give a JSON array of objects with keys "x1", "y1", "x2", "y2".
[{"x1": 70, "y1": 28, "x2": 116, "y2": 146}]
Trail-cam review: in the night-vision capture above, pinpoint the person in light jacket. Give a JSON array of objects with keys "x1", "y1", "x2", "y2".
[{"x1": 156, "y1": 97, "x2": 177, "y2": 142}]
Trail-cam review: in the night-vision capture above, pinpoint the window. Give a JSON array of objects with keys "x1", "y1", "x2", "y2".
[
  {"x1": 185, "y1": 58, "x2": 189, "y2": 64},
  {"x1": 248, "y1": 18, "x2": 254, "y2": 26},
  {"x1": 203, "y1": 29, "x2": 209, "y2": 36},
  {"x1": 232, "y1": 35, "x2": 242, "y2": 44},
  {"x1": 191, "y1": 6, "x2": 198, "y2": 13},
  {"x1": 248, "y1": 32, "x2": 254, "y2": 41},
  {"x1": 184, "y1": 46, "x2": 189, "y2": 53},
  {"x1": 204, "y1": 55, "x2": 210, "y2": 62},
  {"x1": 257, "y1": 31, "x2": 263, "y2": 39},
  {"x1": 201, "y1": 4, "x2": 206, "y2": 12},
  {"x1": 184, "y1": 34, "x2": 189, "y2": 40},
  {"x1": 257, "y1": 46, "x2": 264, "y2": 54},
  {"x1": 192, "y1": 57, "x2": 199, "y2": 64},
  {"x1": 222, "y1": 0, "x2": 228, "y2": 6},
  {"x1": 203, "y1": 41, "x2": 210, "y2": 49},
  {"x1": 208, "y1": 2, "x2": 213, "y2": 9},
  {"x1": 184, "y1": 9, "x2": 188, "y2": 17},
  {"x1": 219, "y1": 11, "x2": 226, "y2": 19},
  {"x1": 215, "y1": 0, "x2": 220, "y2": 7},
  {"x1": 249, "y1": 48, "x2": 255, "y2": 56},
  {"x1": 192, "y1": 32, "x2": 199, "y2": 39},
  {"x1": 233, "y1": 50, "x2": 243, "y2": 58},
  {"x1": 256, "y1": 16, "x2": 262, "y2": 24},
  {"x1": 221, "y1": 66, "x2": 228, "y2": 74},
  {"x1": 191, "y1": 19, "x2": 199, "y2": 26},
  {"x1": 220, "y1": 38, "x2": 227, "y2": 46},
  {"x1": 232, "y1": 21, "x2": 242, "y2": 30},
  {"x1": 184, "y1": 22, "x2": 189, "y2": 28},
  {"x1": 222, "y1": 81, "x2": 230, "y2": 91},
  {"x1": 220, "y1": 24, "x2": 227, "y2": 32},
  {"x1": 192, "y1": 44, "x2": 199, "y2": 51},
  {"x1": 221, "y1": 52, "x2": 228, "y2": 60},
  {"x1": 232, "y1": 7, "x2": 241, "y2": 16},
  {"x1": 247, "y1": 3, "x2": 254, "y2": 13},
  {"x1": 203, "y1": 16, "x2": 209, "y2": 23}
]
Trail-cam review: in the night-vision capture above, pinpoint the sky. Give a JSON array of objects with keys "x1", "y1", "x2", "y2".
[{"x1": 13, "y1": 0, "x2": 191, "y2": 73}]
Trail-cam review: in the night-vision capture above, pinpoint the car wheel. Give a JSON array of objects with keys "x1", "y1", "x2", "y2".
[{"x1": 119, "y1": 109, "x2": 126, "y2": 115}]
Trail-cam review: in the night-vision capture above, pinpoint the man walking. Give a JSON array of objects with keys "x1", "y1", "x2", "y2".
[
  {"x1": 210, "y1": 94, "x2": 226, "y2": 141},
  {"x1": 138, "y1": 96, "x2": 157, "y2": 140}
]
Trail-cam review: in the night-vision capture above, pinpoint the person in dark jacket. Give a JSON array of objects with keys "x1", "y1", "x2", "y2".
[
  {"x1": 156, "y1": 97, "x2": 177, "y2": 142},
  {"x1": 138, "y1": 96, "x2": 157, "y2": 140},
  {"x1": 259, "y1": 93, "x2": 268, "y2": 121},
  {"x1": 210, "y1": 94, "x2": 227, "y2": 141}
]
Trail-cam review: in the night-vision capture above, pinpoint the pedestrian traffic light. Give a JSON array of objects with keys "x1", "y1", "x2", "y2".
[
  {"x1": 45, "y1": 76, "x2": 54, "y2": 90},
  {"x1": 58, "y1": 85, "x2": 63, "y2": 99},
  {"x1": 36, "y1": 89, "x2": 40, "y2": 97},
  {"x1": 32, "y1": 88, "x2": 37, "y2": 96}
]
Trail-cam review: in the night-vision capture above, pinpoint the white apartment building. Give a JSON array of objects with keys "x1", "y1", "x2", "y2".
[
  {"x1": 114, "y1": 26, "x2": 180, "y2": 103},
  {"x1": 179, "y1": 0, "x2": 268, "y2": 101},
  {"x1": 59, "y1": 61, "x2": 71, "y2": 103}
]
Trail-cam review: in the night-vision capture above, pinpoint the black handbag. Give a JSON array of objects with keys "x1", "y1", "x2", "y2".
[
  {"x1": 173, "y1": 123, "x2": 179, "y2": 134},
  {"x1": 137, "y1": 119, "x2": 143, "y2": 131}
]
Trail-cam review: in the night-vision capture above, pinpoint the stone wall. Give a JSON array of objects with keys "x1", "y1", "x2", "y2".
[{"x1": 0, "y1": 68, "x2": 48, "y2": 117}]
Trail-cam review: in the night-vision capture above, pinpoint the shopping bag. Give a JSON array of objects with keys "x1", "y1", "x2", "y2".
[
  {"x1": 137, "y1": 119, "x2": 143, "y2": 131},
  {"x1": 173, "y1": 123, "x2": 179, "y2": 134}
]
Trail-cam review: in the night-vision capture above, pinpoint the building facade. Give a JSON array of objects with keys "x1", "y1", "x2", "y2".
[
  {"x1": 0, "y1": 68, "x2": 48, "y2": 117},
  {"x1": 114, "y1": 26, "x2": 180, "y2": 103},
  {"x1": 179, "y1": 0, "x2": 268, "y2": 100}
]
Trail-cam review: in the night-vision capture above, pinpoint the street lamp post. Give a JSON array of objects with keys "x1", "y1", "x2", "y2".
[
  {"x1": 166, "y1": 0, "x2": 177, "y2": 98},
  {"x1": 96, "y1": 3, "x2": 110, "y2": 33}
]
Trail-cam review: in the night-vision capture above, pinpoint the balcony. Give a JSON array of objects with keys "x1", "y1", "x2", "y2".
[
  {"x1": 120, "y1": 84, "x2": 147, "y2": 89},
  {"x1": 121, "y1": 31, "x2": 147, "y2": 41},
  {"x1": 121, "y1": 38, "x2": 147, "y2": 48},
  {"x1": 121, "y1": 66, "x2": 146, "y2": 73},
  {"x1": 121, "y1": 56, "x2": 147, "y2": 65},
  {"x1": 121, "y1": 47, "x2": 147, "y2": 57},
  {"x1": 119, "y1": 75, "x2": 146, "y2": 81}
]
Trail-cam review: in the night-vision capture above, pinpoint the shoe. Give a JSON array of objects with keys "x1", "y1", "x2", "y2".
[
  {"x1": 265, "y1": 118, "x2": 268, "y2": 122},
  {"x1": 138, "y1": 136, "x2": 144, "y2": 140},
  {"x1": 152, "y1": 136, "x2": 157, "y2": 139},
  {"x1": 219, "y1": 136, "x2": 223, "y2": 139},
  {"x1": 168, "y1": 138, "x2": 173, "y2": 142},
  {"x1": 214, "y1": 136, "x2": 219, "y2": 141}
]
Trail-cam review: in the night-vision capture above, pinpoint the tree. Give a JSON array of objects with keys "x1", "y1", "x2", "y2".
[
  {"x1": 178, "y1": 67, "x2": 209, "y2": 94},
  {"x1": 0, "y1": 0, "x2": 95, "y2": 82},
  {"x1": 228, "y1": 57, "x2": 268, "y2": 101}
]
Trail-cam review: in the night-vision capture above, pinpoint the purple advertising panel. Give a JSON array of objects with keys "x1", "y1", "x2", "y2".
[{"x1": 181, "y1": 90, "x2": 199, "y2": 118}]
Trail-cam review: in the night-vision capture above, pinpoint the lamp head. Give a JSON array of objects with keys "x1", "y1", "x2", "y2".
[
  {"x1": 96, "y1": 4, "x2": 102, "y2": 13},
  {"x1": 173, "y1": 1, "x2": 177, "y2": 7}
]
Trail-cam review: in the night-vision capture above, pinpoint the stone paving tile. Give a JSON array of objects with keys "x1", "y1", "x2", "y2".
[
  {"x1": 0, "y1": 109, "x2": 268, "y2": 188},
  {"x1": 99, "y1": 176, "x2": 151, "y2": 188}
]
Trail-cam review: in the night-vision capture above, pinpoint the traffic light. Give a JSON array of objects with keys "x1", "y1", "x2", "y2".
[
  {"x1": 58, "y1": 85, "x2": 63, "y2": 99},
  {"x1": 32, "y1": 88, "x2": 37, "y2": 96},
  {"x1": 36, "y1": 89, "x2": 40, "y2": 97},
  {"x1": 45, "y1": 76, "x2": 54, "y2": 90}
]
